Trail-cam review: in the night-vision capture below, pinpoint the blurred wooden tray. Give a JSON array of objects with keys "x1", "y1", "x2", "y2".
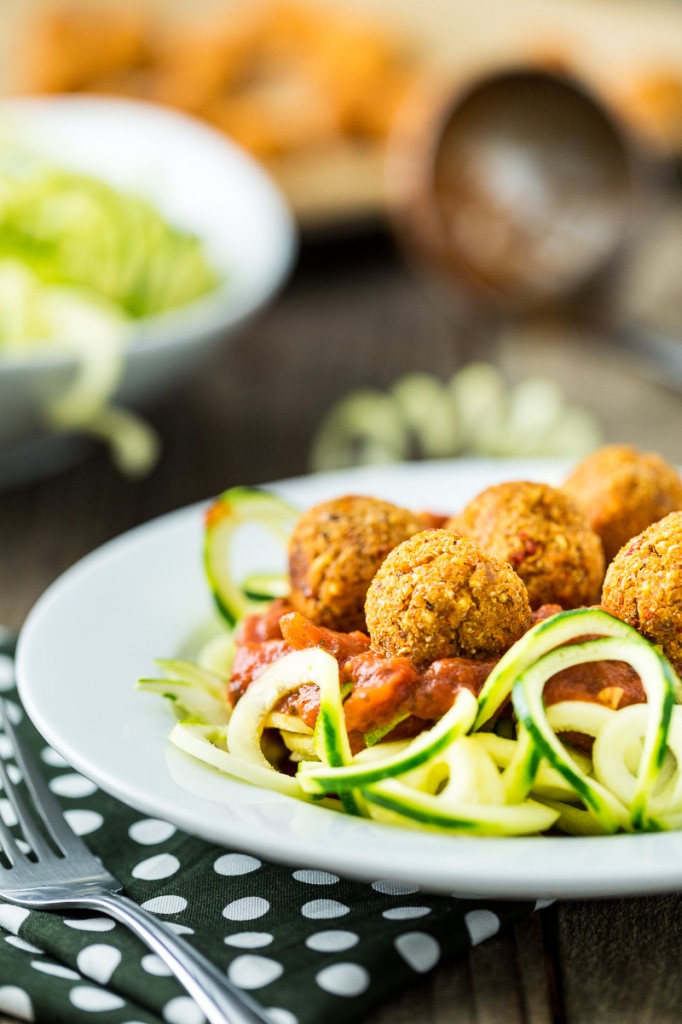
[{"x1": 1, "y1": 0, "x2": 682, "y2": 232}]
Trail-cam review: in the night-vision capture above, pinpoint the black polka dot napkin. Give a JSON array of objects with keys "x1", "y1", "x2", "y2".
[{"x1": 0, "y1": 635, "x2": 537, "y2": 1024}]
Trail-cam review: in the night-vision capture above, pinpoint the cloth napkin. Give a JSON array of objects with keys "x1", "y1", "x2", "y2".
[{"x1": 0, "y1": 634, "x2": 538, "y2": 1024}]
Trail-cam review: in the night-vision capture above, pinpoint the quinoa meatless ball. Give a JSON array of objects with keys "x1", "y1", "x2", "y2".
[
  {"x1": 563, "y1": 444, "x2": 682, "y2": 564},
  {"x1": 448, "y1": 480, "x2": 604, "y2": 609},
  {"x1": 288, "y1": 494, "x2": 426, "y2": 633},
  {"x1": 601, "y1": 510, "x2": 682, "y2": 672},
  {"x1": 365, "y1": 528, "x2": 532, "y2": 665}
]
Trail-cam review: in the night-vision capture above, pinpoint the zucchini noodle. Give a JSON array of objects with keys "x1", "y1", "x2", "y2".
[
  {"x1": 309, "y1": 363, "x2": 603, "y2": 471},
  {"x1": 0, "y1": 143, "x2": 219, "y2": 475},
  {"x1": 169, "y1": 722, "x2": 303, "y2": 800},
  {"x1": 138, "y1": 487, "x2": 682, "y2": 838},
  {"x1": 140, "y1": 610, "x2": 682, "y2": 837}
]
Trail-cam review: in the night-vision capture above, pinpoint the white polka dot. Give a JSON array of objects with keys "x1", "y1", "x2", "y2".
[
  {"x1": 41, "y1": 747, "x2": 68, "y2": 768},
  {"x1": 162, "y1": 995, "x2": 206, "y2": 1024},
  {"x1": 70, "y1": 987, "x2": 125, "y2": 1012},
  {"x1": 6, "y1": 764, "x2": 21, "y2": 785},
  {"x1": 264, "y1": 1010, "x2": 298, "y2": 1024},
  {"x1": 395, "y1": 932, "x2": 441, "y2": 973},
  {"x1": 31, "y1": 960, "x2": 80, "y2": 980},
  {"x1": 63, "y1": 916, "x2": 116, "y2": 932},
  {"x1": 305, "y1": 930, "x2": 359, "y2": 953},
  {"x1": 48, "y1": 773, "x2": 97, "y2": 798},
  {"x1": 140, "y1": 895, "x2": 187, "y2": 915},
  {"x1": 214, "y1": 853, "x2": 261, "y2": 876},
  {"x1": 0, "y1": 904, "x2": 29, "y2": 933},
  {"x1": 315, "y1": 963, "x2": 369, "y2": 997},
  {"x1": 0, "y1": 735, "x2": 12, "y2": 758},
  {"x1": 129, "y1": 819, "x2": 177, "y2": 845},
  {"x1": 2, "y1": 701, "x2": 22, "y2": 725},
  {"x1": 142, "y1": 954, "x2": 173, "y2": 977},
  {"x1": 224, "y1": 932, "x2": 273, "y2": 949},
  {"x1": 63, "y1": 809, "x2": 104, "y2": 836},
  {"x1": 167, "y1": 923, "x2": 194, "y2": 936},
  {"x1": 301, "y1": 899, "x2": 349, "y2": 920},
  {"x1": 0, "y1": 655, "x2": 14, "y2": 691},
  {"x1": 228, "y1": 954, "x2": 283, "y2": 990},
  {"x1": 6, "y1": 936, "x2": 42, "y2": 954},
  {"x1": 0, "y1": 986, "x2": 33, "y2": 1022},
  {"x1": 222, "y1": 897, "x2": 270, "y2": 921},
  {"x1": 132, "y1": 854, "x2": 180, "y2": 881},
  {"x1": 292, "y1": 870, "x2": 339, "y2": 885},
  {"x1": 465, "y1": 909, "x2": 501, "y2": 946},
  {"x1": 371, "y1": 880, "x2": 419, "y2": 895},
  {"x1": 76, "y1": 944, "x2": 122, "y2": 985},
  {"x1": 383, "y1": 906, "x2": 432, "y2": 921},
  {"x1": 0, "y1": 798, "x2": 17, "y2": 826}
]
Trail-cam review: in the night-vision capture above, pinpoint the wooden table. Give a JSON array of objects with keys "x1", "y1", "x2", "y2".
[{"x1": 2, "y1": 230, "x2": 682, "y2": 1023}]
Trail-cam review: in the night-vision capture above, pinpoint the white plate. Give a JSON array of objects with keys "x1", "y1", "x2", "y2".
[{"x1": 16, "y1": 458, "x2": 682, "y2": 900}]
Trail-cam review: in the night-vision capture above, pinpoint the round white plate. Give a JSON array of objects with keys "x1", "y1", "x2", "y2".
[{"x1": 16, "y1": 458, "x2": 682, "y2": 900}]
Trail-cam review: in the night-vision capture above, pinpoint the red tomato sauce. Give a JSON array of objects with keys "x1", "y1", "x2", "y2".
[{"x1": 229, "y1": 602, "x2": 645, "y2": 750}]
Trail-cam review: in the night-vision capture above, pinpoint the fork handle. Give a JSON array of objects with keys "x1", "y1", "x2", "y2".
[{"x1": 73, "y1": 891, "x2": 269, "y2": 1024}]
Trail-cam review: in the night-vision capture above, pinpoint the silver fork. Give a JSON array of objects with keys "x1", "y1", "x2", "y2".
[{"x1": 0, "y1": 701, "x2": 269, "y2": 1024}]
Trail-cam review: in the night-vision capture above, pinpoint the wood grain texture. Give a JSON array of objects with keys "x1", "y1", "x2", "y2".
[
  {"x1": 556, "y1": 897, "x2": 682, "y2": 1024},
  {"x1": 371, "y1": 914, "x2": 556, "y2": 1024}
]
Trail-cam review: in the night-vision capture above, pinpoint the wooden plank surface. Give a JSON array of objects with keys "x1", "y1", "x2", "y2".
[
  {"x1": 557, "y1": 897, "x2": 682, "y2": 1024},
  {"x1": 3, "y1": 233, "x2": 682, "y2": 1022}
]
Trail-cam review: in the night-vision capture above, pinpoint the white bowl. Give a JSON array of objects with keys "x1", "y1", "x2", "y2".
[{"x1": 0, "y1": 95, "x2": 297, "y2": 486}]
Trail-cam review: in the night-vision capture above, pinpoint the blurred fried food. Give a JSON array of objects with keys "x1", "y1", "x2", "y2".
[
  {"x1": 16, "y1": 1, "x2": 418, "y2": 160},
  {"x1": 16, "y1": 6, "x2": 152, "y2": 95},
  {"x1": 610, "y1": 70, "x2": 682, "y2": 149}
]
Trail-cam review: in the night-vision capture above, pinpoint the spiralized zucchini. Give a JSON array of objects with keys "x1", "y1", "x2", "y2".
[
  {"x1": 203, "y1": 488, "x2": 298, "y2": 626},
  {"x1": 309, "y1": 363, "x2": 603, "y2": 471},
  {"x1": 139, "y1": 606, "x2": 682, "y2": 837},
  {"x1": 138, "y1": 489, "x2": 682, "y2": 838},
  {"x1": 0, "y1": 144, "x2": 219, "y2": 475}
]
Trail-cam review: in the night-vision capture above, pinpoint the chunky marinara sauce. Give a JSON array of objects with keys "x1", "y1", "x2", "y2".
[{"x1": 229, "y1": 599, "x2": 645, "y2": 752}]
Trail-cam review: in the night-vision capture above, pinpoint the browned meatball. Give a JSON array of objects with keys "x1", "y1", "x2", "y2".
[
  {"x1": 288, "y1": 495, "x2": 426, "y2": 632},
  {"x1": 365, "y1": 528, "x2": 531, "y2": 665},
  {"x1": 448, "y1": 480, "x2": 604, "y2": 609},
  {"x1": 601, "y1": 511, "x2": 682, "y2": 672},
  {"x1": 563, "y1": 444, "x2": 682, "y2": 563}
]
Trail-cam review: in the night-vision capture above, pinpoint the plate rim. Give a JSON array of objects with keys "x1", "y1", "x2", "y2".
[{"x1": 15, "y1": 456, "x2": 682, "y2": 900}]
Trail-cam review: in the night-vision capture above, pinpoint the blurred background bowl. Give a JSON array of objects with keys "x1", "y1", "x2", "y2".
[
  {"x1": 0, "y1": 94, "x2": 297, "y2": 486},
  {"x1": 384, "y1": 63, "x2": 662, "y2": 354}
]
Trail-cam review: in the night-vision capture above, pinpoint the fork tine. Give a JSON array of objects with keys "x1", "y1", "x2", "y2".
[
  {"x1": 0, "y1": 807, "x2": 28, "y2": 866},
  {"x1": 0, "y1": 701, "x2": 83, "y2": 856},
  {"x1": 0, "y1": 732, "x2": 56, "y2": 860}
]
